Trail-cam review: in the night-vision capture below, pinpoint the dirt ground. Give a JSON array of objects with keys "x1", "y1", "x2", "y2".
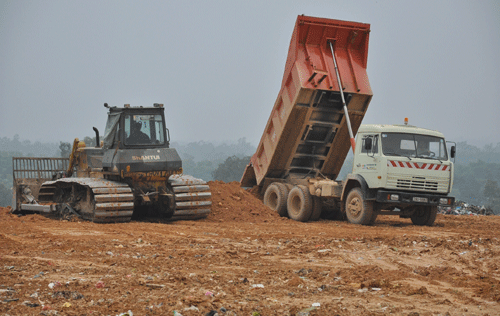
[{"x1": 1, "y1": 181, "x2": 499, "y2": 316}]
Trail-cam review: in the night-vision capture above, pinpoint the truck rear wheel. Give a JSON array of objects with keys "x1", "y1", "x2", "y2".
[
  {"x1": 287, "y1": 185, "x2": 312, "y2": 222},
  {"x1": 411, "y1": 205, "x2": 438, "y2": 226},
  {"x1": 263, "y1": 183, "x2": 289, "y2": 217},
  {"x1": 310, "y1": 196, "x2": 323, "y2": 221},
  {"x1": 345, "y1": 187, "x2": 374, "y2": 225}
]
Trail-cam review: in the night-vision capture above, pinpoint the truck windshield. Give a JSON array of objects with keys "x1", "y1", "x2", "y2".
[
  {"x1": 124, "y1": 114, "x2": 165, "y2": 146},
  {"x1": 381, "y1": 133, "x2": 447, "y2": 160}
]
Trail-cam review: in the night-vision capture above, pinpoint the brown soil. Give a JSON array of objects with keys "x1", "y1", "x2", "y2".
[{"x1": 1, "y1": 181, "x2": 499, "y2": 315}]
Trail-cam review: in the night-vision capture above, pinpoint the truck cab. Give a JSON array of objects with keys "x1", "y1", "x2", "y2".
[{"x1": 342, "y1": 122, "x2": 455, "y2": 225}]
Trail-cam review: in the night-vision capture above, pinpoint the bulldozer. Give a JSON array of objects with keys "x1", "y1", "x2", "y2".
[{"x1": 11, "y1": 103, "x2": 212, "y2": 223}]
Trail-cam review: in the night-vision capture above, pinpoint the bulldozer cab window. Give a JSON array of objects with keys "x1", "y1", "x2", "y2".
[{"x1": 124, "y1": 114, "x2": 165, "y2": 146}]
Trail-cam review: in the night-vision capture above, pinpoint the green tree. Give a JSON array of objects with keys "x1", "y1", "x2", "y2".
[
  {"x1": 0, "y1": 183, "x2": 11, "y2": 207},
  {"x1": 483, "y1": 179, "x2": 500, "y2": 199},
  {"x1": 483, "y1": 179, "x2": 500, "y2": 214},
  {"x1": 83, "y1": 136, "x2": 97, "y2": 147},
  {"x1": 59, "y1": 142, "x2": 71, "y2": 158},
  {"x1": 212, "y1": 156, "x2": 251, "y2": 183}
]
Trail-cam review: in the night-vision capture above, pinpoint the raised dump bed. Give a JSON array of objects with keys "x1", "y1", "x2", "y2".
[{"x1": 241, "y1": 15, "x2": 372, "y2": 188}]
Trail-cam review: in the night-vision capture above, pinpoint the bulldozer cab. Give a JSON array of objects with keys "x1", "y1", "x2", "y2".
[{"x1": 103, "y1": 104, "x2": 170, "y2": 149}]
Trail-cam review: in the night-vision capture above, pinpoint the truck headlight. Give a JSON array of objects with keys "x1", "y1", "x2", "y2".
[
  {"x1": 388, "y1": 194, "x2": 399, "y2": 201},
  {"x1": 439, "y1": 198, "x2": 450, "y2": 205}
]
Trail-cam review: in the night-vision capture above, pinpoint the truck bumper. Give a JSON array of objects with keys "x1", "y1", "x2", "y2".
[{"x1": 376, "y1": 190, "x2": 454, "y2": 206}]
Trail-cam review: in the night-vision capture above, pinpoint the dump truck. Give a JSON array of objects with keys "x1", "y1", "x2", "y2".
[
  {"x1": 240, "y1": 15, "x2": 455, "y2": 226},
  {"x1": 12, "y1": 103, "x2": 212, "y2": 223}
]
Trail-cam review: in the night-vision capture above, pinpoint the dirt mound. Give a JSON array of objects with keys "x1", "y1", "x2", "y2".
[
  {"x1": 206, "y1": 181, "x2": 283, "y2": 223},
  {"x1": 0, "y1": 206, "x2": 11, "y2": 213}
]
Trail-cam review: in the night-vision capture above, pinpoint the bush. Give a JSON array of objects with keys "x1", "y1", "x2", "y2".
[
  {"x1": 0, "y1": 183, "x2": 12, "y2": 208},
  {"x1": 212, "y1": 156, "x2": 251, "y2": 183}
]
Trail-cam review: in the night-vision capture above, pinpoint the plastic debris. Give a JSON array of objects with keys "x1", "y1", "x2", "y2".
[
  {"x1": 116, "y1": 311, "x2": 134, "y2": 316},
  {"x1": 33, "y1": 272, "x2": 44, "y2": 278},
  {"x1": 312, "y1": 302, "x2": 321, "y2": 307},
  {"x1": 205, "y1": 291, "x2": 214, "y2": 297},
  {"x1": 62, "y1": 302, "x2": 72, "y2": 308},
  {"x1": 95, "y1": 280, "x2": 105, "y2": 288},
  {"x1": 296, "y1": 307, "x2": 316, "y2": 316},
  {"x1": 252, "y1": 284, "x2": 264, "y2": 288},
  {"x1": 3, "y1": 298, "x2": 19, "y2": 302},
  {"x1": 296, "y1": 268, "x2": 312, "y2": 276},
  {"x1": 184, "y1": 306, "x2": 199, "y2": 312},
  {"x1": 22, "y1": 301, "x2": 40, "y2": 307},
  {"x1": 317, "y1": 249, "x2": 331, "y2": 253},
  {"x1": 173, "y1": 311, "x2": 183, "y2": 316}
]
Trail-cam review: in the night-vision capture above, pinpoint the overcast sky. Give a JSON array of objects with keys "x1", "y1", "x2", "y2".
[{"x1": 1, "y1": 0, "x2": 499, "y2": 147}]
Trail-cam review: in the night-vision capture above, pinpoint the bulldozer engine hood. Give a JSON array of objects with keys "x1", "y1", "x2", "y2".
[{"x1": 102, "y1": 147, "x2": 182, "y2": 174}]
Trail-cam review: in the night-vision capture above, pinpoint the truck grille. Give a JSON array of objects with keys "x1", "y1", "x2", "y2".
[{"x1": 387, "y1": 174, "x2": 449, "y2": 193}]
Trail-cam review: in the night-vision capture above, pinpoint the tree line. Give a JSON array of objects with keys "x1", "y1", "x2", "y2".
[
  {"x1": 0, "y1": 136, "x2": 255, "y2": 207},
  {"x1": 0, "y1": 136, "x2": 499, "y2": 214}
]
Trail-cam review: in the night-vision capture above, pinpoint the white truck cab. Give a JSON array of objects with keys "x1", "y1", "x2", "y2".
[{"x1": 342, "y1": 121, "x2": 455, "y2": 225}]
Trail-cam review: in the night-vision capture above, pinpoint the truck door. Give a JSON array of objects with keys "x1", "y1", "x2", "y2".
[{"x1": 353, "y1": 135, "x2": 380, "y2": 182}]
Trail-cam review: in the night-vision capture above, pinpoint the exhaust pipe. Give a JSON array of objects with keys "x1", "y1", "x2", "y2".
[{"x1": 93, "y1": 127, "x2": 100, "y2": 147}]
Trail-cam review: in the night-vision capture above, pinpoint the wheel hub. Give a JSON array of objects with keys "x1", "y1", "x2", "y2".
[{"x1": 348, "y1": 197, "x2": 361, "y2": 218}]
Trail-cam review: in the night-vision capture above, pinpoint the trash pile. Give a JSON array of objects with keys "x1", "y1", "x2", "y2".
[{"x1": 439, "y1": 201, "x2": 496, "y2": 216}]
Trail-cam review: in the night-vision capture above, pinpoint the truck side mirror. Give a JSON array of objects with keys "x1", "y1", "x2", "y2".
[
  {"x1": 364, "y1": 138, "x2": 372, "y2": 151},
  {"x1": 450, "y1": 146, "x2": 456, "y2": 158}
]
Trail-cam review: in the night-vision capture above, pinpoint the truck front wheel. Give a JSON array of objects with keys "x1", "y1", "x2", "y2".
[
  {"x1": 263, "y1": 183, "x2": 289, "y2": 217},
  {"x1": 411, "y1": 205, "x2": 438, "y2": 226},
  {"x1": 287, "y1": 185, "x2": 312, "y2": 222},
  {"x1": 345, "y1": 187, "x2": 374, "y2": 225}
]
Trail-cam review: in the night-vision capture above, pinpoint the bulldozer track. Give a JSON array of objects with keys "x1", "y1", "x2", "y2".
[
  {"x1": 39, "y1": 178, "x2": 134, "y2": 223},
  {"x1": 169, "y1": 174, "x2": 212, "y2": 221}
]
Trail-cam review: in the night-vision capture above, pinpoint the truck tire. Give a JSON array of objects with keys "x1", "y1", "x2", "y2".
[
  {"x1": 411, "y1": 205, "x2": 438, "y2": 226},
  {"x1": 345, "y1": 187, "x2": 374, "y2": 225},
  {"x1": 287, "y1": 185, "x2": 313, "y2": 222},
  {"x1": 369, "y1": 210, "x2": 378, "y2": 225},
  {"x1": 310, "y1": 196, "x2": 323, "y2": 221},
  {"x1": 263, "y1": 183, "x2": 289, "y2": 217}
]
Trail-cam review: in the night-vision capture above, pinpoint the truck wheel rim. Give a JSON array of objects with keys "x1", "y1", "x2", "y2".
[
  {"x1": 289, "y1": 195, "x2": 301, "y2": 216},
  {"x1": 268, "y1": 192, "x2": 278, "y2": 209},
  {"x1": 348, "y1": 197, "x2": 361, "y2": 218}
]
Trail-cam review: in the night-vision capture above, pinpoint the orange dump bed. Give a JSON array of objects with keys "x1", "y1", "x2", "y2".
[{"x1": 241, "y1": 15, "x2": 372, "y2": 187}]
